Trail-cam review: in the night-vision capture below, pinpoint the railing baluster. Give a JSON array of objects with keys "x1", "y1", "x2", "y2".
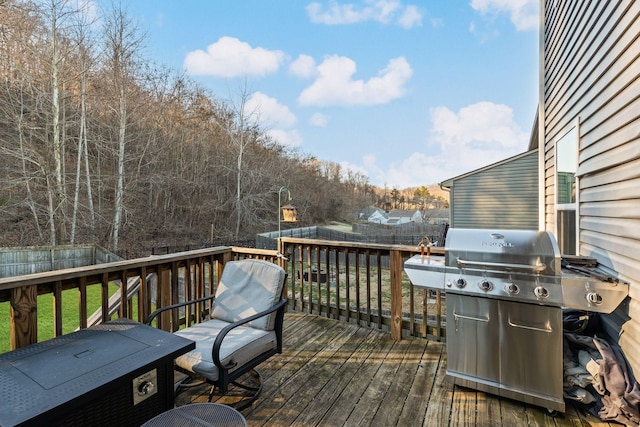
[
  {"x1": 324, "y1": 248, "x2": 330, "y2": 318},
  {"x1": 345, "y1": 248, "x2": 350, "y2": 324},
  {"x1": 101, "y1": 272, "x2": 109, "y2": 322},
  {"x1": 355, "y1": 248, "x2": 361, "y2": 326},
  {"x1": 119, "y1": 270, "x2": 128, "y2": 319},
  {"x1": 366, "y1": 250, "x2": 371, "y2": 328},
  {"x1": 335, "y1": 247, "x2": 340, "y2": 320},
  {"x1": 377, "y1": 251, "x2": 382, "y2": 330},
  {"x1": 137, "y1": 268, "x2": 145, "y2": 323},
  {"x1": 79, "y1": 277, "x2": 88, "y2": 330}
]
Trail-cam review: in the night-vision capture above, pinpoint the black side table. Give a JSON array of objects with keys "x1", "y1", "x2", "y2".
[{"x1": 141, "y1": 403, "x2": 248, "y2": 426}]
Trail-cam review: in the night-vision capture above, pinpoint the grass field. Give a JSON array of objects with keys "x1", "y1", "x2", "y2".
[{"x1": 0, "y1": 284, "x2": 119, "y2": 353}]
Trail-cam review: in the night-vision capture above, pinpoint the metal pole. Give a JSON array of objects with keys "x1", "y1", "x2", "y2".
[
  {"x1": 278, "y1": 186, "x2": 290, "y2": 253},
  {"x1": 278, "y1": 186, "x2": 286, "y2": 239}
]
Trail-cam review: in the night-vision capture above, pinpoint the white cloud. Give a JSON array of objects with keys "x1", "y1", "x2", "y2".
[
  {"x1": 307, "y1": 0, "x2": 423, "y2": 28},
  {"x1": 397, "y1": 5, "x2": 422, "y2": 29},
  {"x1": 360, "y1": 102, "x2": 529, "y2": 187},
  {"x1": 184, "y1": 36, "x2": 285, "y2": 77},
  {"x1": 244, "y1": 92, "x2": 301, "y2": 147},
  {"x1": 267, "y1": 129, "x2": 303, "y2": 147},
  {"x1": 245, "y1": 92, "x2": 296, "y2": 128},
  {"x1": 309, "y1": 113, "x2": 330, "y2": 127},
  {"x1": 298, "y1": 55, "x2": 413, "y2": 106},
  {"x1": 470, "y1": 0, "x2": 539, "y2": 31},
  {"x1": 289, "y1": 54, "x2": 317, "y2": 78}
]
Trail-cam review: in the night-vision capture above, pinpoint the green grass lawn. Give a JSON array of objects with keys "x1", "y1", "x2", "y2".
[{"x1": 0, "y1": 284, "x2": 120, "y2": 353}]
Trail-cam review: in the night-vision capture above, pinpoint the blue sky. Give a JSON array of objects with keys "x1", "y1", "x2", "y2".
[{"x1": 96, "y1": 0, "x2": 540, "y2": 188}]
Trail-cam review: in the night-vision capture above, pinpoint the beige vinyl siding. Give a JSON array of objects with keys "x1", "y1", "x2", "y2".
[
  {"x1": 444, "y1": 151, "x2": 538, "y2": 230},
  {"x1": 541, "y1": 0, "x2": 640, "y2": 372}
]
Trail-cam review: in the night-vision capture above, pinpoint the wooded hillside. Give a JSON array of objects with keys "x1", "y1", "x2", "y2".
[{"x1": 0, "y1": 0, "x2": 381, "y2": 253}]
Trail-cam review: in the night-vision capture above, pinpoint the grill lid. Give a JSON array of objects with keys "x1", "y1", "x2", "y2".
[{"x1": 444, "y1": 229, "x2": 561, "y2": 277}]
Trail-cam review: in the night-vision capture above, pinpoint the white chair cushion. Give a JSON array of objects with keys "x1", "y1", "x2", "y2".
[
  {"x1": 211, "y1": 259, "x2": 285, "y2": 331},
  {"x1": 174, "y1": 319, "x2": 277, "y2": 381}
]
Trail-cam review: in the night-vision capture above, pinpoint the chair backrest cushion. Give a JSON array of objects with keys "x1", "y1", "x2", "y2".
[{"x1": 211, "y1": 259, "x2": 286, "y2": 330}]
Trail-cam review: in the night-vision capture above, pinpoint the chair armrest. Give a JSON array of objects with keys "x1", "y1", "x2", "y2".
[
  {"x1": 211, "y1": 298, "x2": 287, "y2": 368},
  {"x1": 144, "y1": 294, "x2": 216, "y2": 325}
]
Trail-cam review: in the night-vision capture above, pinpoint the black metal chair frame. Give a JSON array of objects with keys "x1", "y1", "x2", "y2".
[{"x1": 145, "y1": 278, "x2": 287, "y2": 409}]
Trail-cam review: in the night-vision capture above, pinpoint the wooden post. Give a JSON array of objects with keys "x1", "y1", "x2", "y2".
[
  {"x1": 10, "y1": 285, "x2": 38, "y2": 349},
  {"x1": 390, "y1": 249, "x2": 403, "y2": 341}
]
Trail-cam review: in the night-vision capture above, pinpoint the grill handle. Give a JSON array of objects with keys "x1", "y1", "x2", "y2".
[
  {"x1": 456, "y1": 257, "x2": 547, "y2": 273},
  {"x1": 453, "y1": 311, "x2": 489, "y2": 323},
  {"x1": 453, "y1": 310, "x2": 490, "y2": 331},
  {"x1": 507, "y1": 318, "x2": 553, "y2": 333}
]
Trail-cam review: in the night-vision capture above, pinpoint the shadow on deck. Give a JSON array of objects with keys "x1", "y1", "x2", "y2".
[{"x1": 176, "y1": 312, "x2": 616, "y2": 426}]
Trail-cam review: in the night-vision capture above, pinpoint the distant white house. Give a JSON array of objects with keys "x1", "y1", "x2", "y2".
[
  {"x1": 358, "y1": 207, "x2": 424, "y2": 225},
  {"x1": 358, "y1": 206, "x2": 386, "y2": 223},
  {"x1": 383, "y1": 209, "x2": 423, "y2": 225},
  {"x1": 367, "y1": 209, "x2": 387, "y2": 224}
]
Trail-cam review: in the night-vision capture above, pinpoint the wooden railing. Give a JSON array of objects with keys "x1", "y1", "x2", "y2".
[
  {"x1": 0, "y1": 240, "x2": 445, "y2": 353},
  {"x1": 0, "y1": 247, "x2": 234, "y2": 350},
  {"x1": 280, "y1": 237, "x2": 445, "y2": 341}
]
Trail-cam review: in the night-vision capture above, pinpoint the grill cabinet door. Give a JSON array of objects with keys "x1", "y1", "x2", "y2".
[
  {"x1": 499, "y1": 300, "x2": 563, "y2": 400},
  {"x1": 446, "y1": 294, "x2": 500, "y2": 383}
]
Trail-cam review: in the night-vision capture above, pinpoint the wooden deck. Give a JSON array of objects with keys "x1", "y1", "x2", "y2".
[{"x1": 176, "y1": 312, "x2": 617, "y2": 426}]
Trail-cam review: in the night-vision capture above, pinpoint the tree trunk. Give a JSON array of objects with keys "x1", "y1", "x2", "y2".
[
  {"x1": 50, "y1": 0, "x2": 66, "y2": 244},
  {"x1": 112, "y1": 83, "x2": 126, "y2": 252}
]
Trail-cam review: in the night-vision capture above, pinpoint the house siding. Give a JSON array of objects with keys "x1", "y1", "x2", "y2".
[
  {"x1": 444, "y1": 150, "x2": 538, "y2": 230},
  {"x1": 541, "y1": 0, "x2": 640, "y2": 372}
]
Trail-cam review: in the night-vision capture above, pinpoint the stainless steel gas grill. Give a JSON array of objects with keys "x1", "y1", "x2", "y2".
[{"x1": 404, "y1": 228, "x2": 629, "y2": 413}]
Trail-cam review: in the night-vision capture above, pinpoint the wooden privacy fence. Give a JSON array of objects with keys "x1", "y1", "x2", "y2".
[{"x1": 0, "y1": 241, "x2": 445, "y2": 352}]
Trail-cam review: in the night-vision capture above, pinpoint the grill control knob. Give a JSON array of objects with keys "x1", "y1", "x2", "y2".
[
  {"x1": 455, "y1": 278, "x2": 466, "y2": 288},
  {"x1": 534, "y1": 286, "x2": 550, "y2": 299},
  {"x1": 506, "y1": 283, "x2": 520, "y2": 295},
  {"x1": 137, "y1": 380, "x2": 154, "y2": 395},
  {"x1": 586, "y1": 292, "x2": 603, "y2": 306},
  {"x1": 479, "y1": 280, "x2": 493, "y2": 291}
]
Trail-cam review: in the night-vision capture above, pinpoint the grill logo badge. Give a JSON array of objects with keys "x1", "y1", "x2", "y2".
[
  {"x1": 482, "y1": 241, "x2": 515, "y2": 248},
  {"x1": 482, "y1": 233, "x2": 515, "y2": 247}
]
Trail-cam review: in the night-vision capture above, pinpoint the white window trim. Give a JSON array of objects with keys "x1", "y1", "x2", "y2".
[{"x1": 554, "y1": 119, "x2": 580, "y2": 254}]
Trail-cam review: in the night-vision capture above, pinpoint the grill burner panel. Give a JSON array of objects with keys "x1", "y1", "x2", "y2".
[{"x1": 445, "y1": 268, "x2": 563, "y2": 306}]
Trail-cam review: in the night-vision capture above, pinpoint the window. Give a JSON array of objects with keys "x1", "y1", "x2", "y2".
[{"x1": 556, "y1": 126, "x2": 578, "y2": 255}]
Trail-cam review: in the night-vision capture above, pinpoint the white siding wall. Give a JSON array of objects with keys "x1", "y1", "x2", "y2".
[{"x1": 541, "y1": 0, "x2": 640, "y2": 372}]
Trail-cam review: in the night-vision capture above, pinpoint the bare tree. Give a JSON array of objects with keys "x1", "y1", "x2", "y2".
[
  {"x1": 218, "y1": 82, "x2": 262, "y2": 238},
  {"x1": 44, "y1": 0, "x2": 75, "y2": 244},
  {"x1": 101, "y1": 3, "x2": 144, "y2": 252},
  {"x1": 69, "y1": 0, "x2": 97, "y2": 243}
]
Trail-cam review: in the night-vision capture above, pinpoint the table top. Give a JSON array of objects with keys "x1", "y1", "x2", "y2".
[
  {"x1": 0, "y1": 319, "x2": 195, "y2": 426},
  {"x1": 141, "y1": 403, "x2": 248, "y2": 427}
]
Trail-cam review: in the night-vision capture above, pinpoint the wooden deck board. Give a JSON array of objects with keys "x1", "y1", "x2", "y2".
[
  {"x1": 395, "y1": 340, "x2": 443, "y2": 426},
  {"x1": 290, "y1": 328, "x2": 381, "y2": 427},
  {"x1": 316, "y1": 329, "x2": 396, "y2": 426},
  {"x1": 369, "y1": 338, "x2": 425, "y2": 427},
  {"x1": 343, "y1": 338, "x2": 410, "y2": 426},
  {"x1": 176, "y1": 312, "x2": 620, "y2": 426}
]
